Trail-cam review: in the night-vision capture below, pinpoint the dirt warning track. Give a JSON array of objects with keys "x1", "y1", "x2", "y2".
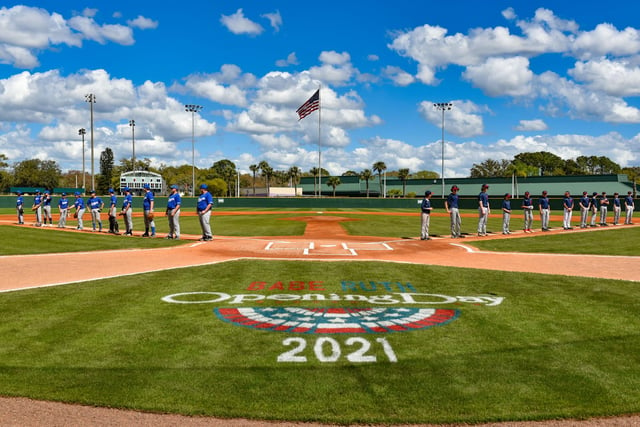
[{"x1": 1, "y1": 214, "x2": 639, "y2": 292}]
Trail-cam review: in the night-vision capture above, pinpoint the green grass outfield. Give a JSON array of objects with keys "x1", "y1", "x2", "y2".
[{"x1": 1, "y1": 209, "x2": 639, "y2": 424}]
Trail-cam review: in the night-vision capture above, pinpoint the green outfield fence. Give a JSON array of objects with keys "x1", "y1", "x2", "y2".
[{"x1": 3, "y1": 195, "x2": 633, "y2": 211}]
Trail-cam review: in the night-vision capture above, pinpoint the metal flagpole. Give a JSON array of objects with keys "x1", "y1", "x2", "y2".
[{"x1": 317, "y1": 86, "x2": 321, "y2": 198}]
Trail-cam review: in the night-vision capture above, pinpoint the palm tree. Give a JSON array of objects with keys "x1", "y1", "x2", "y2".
[
  {"x1": 373, "y1": 161, "x2": 387, "y2": 197},
  {"x1": 360, "y1": 169, "x2": 373, "y2": 198},
  {"x1": 288, "y1": 166, "x2": 301, "y2": 196},
  {"x1": 258, "y1": 161, "x2": 272, "y2": 195},
  {"x1": 398, "y1": 168, "x2": 410, "y2": 197},
  {"x1": 309, "y1": 167, "x2": 319, "y2": 196},
  {"x1": 249, "y1": 164, "x2": 258, "y2": 196},
  {"x1": 326, "y1": 176, "x2": 341, "y2": 197}
]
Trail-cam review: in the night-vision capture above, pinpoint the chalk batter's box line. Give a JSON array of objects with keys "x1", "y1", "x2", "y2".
[
  {"x1": 303, "y1": 242, "x2": 358, "y2": 256},
  {"x1": 264, "y1": 241, "x2": 392, "y2": 256}
]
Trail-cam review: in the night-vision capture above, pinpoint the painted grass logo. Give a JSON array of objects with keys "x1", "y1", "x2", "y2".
[{"x1": 214, "y1": 307, "x2": 459, "y2": 334}]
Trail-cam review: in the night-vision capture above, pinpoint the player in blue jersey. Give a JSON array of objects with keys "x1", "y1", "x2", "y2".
[
  {"x1": 42, "y1": 190, "x2": 53, "y2": 225},
  {"x1": 477, "y1": 184, "x2": 490, "y2": 237},
  {"x1": 579, "y1": 191, "x2": 590, "y2": 228},
  {"x1": 166, "y1": 184, "x2": 181, "y2": 240},
  {"x1": 121, "y1": 187, "x2": 133, "y2": 235},
  {"x1": 141, "y1": 183, "x2": 156, "y2": 237},
  {"x1": 522, "y1": 191, "x2": 534, "y2": 232},
  {"x1": 539, "y1": 190, "x2": 551, "y2": 231},
  {"x1": 197, "y1": 183, "x2": 214, "y2": 241},
  {"x1": 107, "y1": 188, "x2": 120, "y2": 234},
  {"x1": 599, "y1": 191, "x2": 609, "y2": 226},
  {"x1": 445, "y1": 185, "x2": 463, "y2": 238},
  {"x1": 87, "y1": 190, "x2": 104, "y2": 232},
  {"x1": 57, "y1": 192, "x2": 69, "y2": 228},
  {"x1": 501, "y1": 193, "x2": 511, "y2": 235},
  {"x1": 563, "y1": 191, "x2": 574, "y2": 230},
  {"x1": 16, "y1": 191, "x2": 24, "y2": 224},
  {"x1": 32, "y1": 190, "x2": 43, "y2": 227},
  {"x1": 612, "y1": 192, "x2": 621, "y2": 225},
  {"x1": 624, "y1": 191, "x2": 635, "y2": 225},
  {"x1": 73, "y1": 192, "x2": 86, "y2": 230},
  {"x1": 420, "y1": 190, "x2": 433, "y2": 240}
]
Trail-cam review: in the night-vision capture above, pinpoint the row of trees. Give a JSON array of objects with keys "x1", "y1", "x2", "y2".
[
  {"x1": 4, "y1": 149, "x2": 635, "y2": 198},
  {"x1": 470, "y1": 152, "x2": 628, "y2": 178}
]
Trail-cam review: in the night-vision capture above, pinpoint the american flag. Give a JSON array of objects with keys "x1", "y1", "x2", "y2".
[{"x1": 296, "y1": 89, "x2": 320, "y2": 120}]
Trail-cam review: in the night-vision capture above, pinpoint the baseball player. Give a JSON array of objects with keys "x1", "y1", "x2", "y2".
[
  {"x1": 32, "y1": 190, "x2": 43, "y2": 227},
  {"x1": 579, "y1": 191, "x2": 590, "y2": 228},
  {"x1": 166, "y1": 184, "x2": 181, "y2": 240},
  {"x1": 612, "y1": 192, "x2": 621, "y2": 225},
  {"x1": 197, "y1": 183, "x2": 214, "y2": 241},
  {"x1": 625, "y1": 191, "x2": 635, "y2": 224},
  {"x1": 42, "y1": 190, "x2": 53, "y2": 225},
  {"x1": 477, "y1": 184, "x2": 490, "y2": 237},
  {"x1": 501, "y1": 193, "x2": 511, "y2": 235},
  {"x1": 539, "y1": 190, "x2": 551, "y2": 231},
  {"x1": 73, "y1": 192, "x2": 86, "y2": 230},
  {"x1": 445, "y1": 185, "x2": 463, "y2": 238},
  {"x1": 108, "y1": 188, "x2": 120, "y2": 234},
  {"x1": 87, "y1": 190, "x2": 104, "y2": 232},
  {"x1": 121, "y1": 187, "x2": 133, "y2": 236},
  {"x1": 16, "y1": 191, "x2": 24, "y2": 224},
  {"x1": 141, "y1": 183, "x2": 156, "y2": 237},
  {"x1": 420, "y1": 190, "x2": 433, "y2": 240},
  {"x1": 562, "y1": 191, "x2": 574, "y2": 230},
  {"x1": 599, "y1": 192, "x2": 609, "y2": 226},
  {"x1": 522, "y1": 191, "x2": 534, "y2": 232},
  {"x1": 589, "y1": 191, "x2": 599, "y2": 227},
  {"x1": 57, "y1": 192, "x2": 69, "y2": 228}
]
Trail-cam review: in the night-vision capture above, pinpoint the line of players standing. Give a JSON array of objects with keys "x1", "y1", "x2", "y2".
[
  {"x1": 14, "y1": 183, "x2": 216, "y2": 241},
  {"x1": 420, "y1": 185, "x2": 636, "y2": 239}
]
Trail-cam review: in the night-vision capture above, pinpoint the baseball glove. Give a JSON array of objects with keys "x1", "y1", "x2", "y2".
[
  {"x1": 31, "y1": 205, "x2": 37, "y2": 211},
  {"x1": 73, "y1": 212, "x2": 78, "y2": 219},
  {"x1": 147, "y1": 212, "x2": 154, "y2": 221}
]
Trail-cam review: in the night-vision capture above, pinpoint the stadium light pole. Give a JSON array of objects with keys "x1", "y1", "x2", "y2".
[
  {"x1": 185, "y1": 104, "x2": 203, "y2": 196},
  {"x1": 129, "y1": 119, "x2": 136, "y2": 171},
  {"x1": 85, "y1": 94, "x2": 96, "y2": 191},
  {"x1": 78, "y1": 128, "x2": 86, "y2": 191},
  {"x1": 434, "y1": 102, "x2": 452, "y2": 198}
]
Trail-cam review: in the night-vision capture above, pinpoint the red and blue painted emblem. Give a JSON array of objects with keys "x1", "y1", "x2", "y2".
[{"x1": 214, "y1": 307, "x2": 459, "y2": 334}]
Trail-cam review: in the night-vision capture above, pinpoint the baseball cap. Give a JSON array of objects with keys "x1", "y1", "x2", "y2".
[
  {"x1": 504, "y1": 193, "x2": 511, "y2": 198},
  {"x1": 44, "y1": 190, "x2": 50, "y2": 194},
  {"x1": 170, "y1": 184, "x2": 179, "y2": 190},
  {"x1": 143, "y1": 183, "x2": 150, "y2": 189},
  {"x1": 583, "y1": 191, "x2": 588, "y2": 195},
  {"x1": 451, "y1": 185, "x2": 459, "y2": 191},
  {"x1": 61, "y1": 192, "x2": 67, "y2": 196},
  {"x1": 524, "y1": 191, "x2": 530, "y2": 196},
  {"x1": 424, "y1": 190, "x2": 432, "y2": 196},
  {"x1": 481, "y1": 184, "x2": 489, "y2": 189},
  {"x1": 74, "y1": 191, "x2": 80, "y2": 196},
  {"x1": 90, "y1": 189, "x2": 96, "y2": 194},
  {"x1": 108, "y1": 188, "x2": 114, "y2": 193},
  {"x1": 542, "y1": 190, "x2": 548, "y2": 195},
  {"x1": 200, "y1": 183, "x2": 208, "y2": 189},
  {"x1": 592, "y1": 191, "x2": 598, "y2": 196},
  {"x1": 35, "y1": 190, "x2": 40, "y2": 193},
  {"x1": 124, "y1": 187, "x2": 131, "y2": 192}
]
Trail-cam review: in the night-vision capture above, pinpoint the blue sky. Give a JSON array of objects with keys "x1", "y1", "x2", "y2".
[{"x1": 1, "y1": 0, "x2": 639, "y2": 178}]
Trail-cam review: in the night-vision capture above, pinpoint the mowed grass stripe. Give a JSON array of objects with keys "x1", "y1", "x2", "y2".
[{"x1": 1, "y1": 260, "x2": 639, "y2": 424}]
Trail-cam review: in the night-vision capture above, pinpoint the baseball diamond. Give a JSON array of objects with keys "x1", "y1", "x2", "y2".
[{"x1": 0, "y1": 210, "x2": 639, "y2": 426}]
